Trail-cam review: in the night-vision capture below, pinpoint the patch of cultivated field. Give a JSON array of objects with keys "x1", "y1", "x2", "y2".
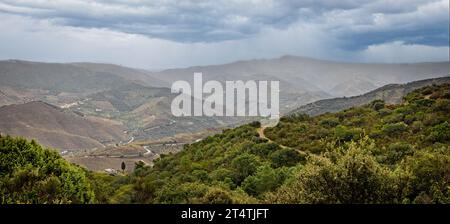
[{"x1": 66, "y1": 156, "x2": 153, "y2": 173}]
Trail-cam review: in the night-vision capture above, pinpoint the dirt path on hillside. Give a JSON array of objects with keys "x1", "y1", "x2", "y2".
[
  {"x1": 257, "y1": 126, "x2": 287, "y2": 149},
  {"x1": 257, "y1": 126, "x2": 309, "y2": 156},
  {"x1": 257, "y1": 127, "x2": 268, "y2": 140}
]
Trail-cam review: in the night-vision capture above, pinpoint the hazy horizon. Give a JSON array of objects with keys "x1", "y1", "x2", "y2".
[{"x1": 2, "y1": 54, "x2": 449, "y2": 71}]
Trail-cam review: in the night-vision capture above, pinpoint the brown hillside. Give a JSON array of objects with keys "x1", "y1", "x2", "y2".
[{"x1": 0, "y1": 101, "x2": 127, "y2": 150}]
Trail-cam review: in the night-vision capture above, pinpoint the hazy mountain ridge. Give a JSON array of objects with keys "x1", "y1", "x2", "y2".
[
  {"x1": 147, "y1": 55, "x2": 450, "y2": 96},
  {"x1": 0, "y1": 60, "x2": 167, "y2": 107},
  {"x1": 290, "y1": 76, "x2": 450, "y2": 116}
]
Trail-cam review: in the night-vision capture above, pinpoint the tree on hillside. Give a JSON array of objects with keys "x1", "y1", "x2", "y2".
[{"x1": 121, "y1": 161, "x2": 126, "y2": 173}]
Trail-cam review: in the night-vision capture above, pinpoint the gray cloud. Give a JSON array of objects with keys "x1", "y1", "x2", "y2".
[
  {"x1": 0, "y1": 0, "x2": 448, "y2": 68},
  {"x1": 0, "y1": 0, "x2": 447, "y2": 45}
]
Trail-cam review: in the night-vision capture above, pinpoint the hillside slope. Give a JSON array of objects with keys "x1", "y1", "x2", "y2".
[
  {"x1": 68, "y1": 83, "x2": 249, "y2": 140},
  {"x1": 91, "y1": 84, "x2": 449, "y2": 204},
  {"x1": 290, "y1": 76, "x2": 450, "y2": 116},
  {"x1": 0, "y1": 101, "x2": 127, "y2": 150}
]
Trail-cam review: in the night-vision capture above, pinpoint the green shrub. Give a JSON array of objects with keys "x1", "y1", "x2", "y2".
[
  {"x1": 202, "y1": 188, "x2": 233, "y2": 204},
  {"x1": 0, "y1": 135, "x2": 94, "y2": 204},
  {"x1": 269, "y1": 148, "x2": 305, "y2": 168},
  {"x1": 427, "y1": 121, "x2": 450, "y2": 143},
  {"x1": 242, "y1": 166, "x2": 286, "y2": 196},
  {"x1": 370, "y1": 100, "x2": 385, "y2": 111},
  {"x1": 334, "y1": 125, "x2": 363, "y2": 142},
  {"x1": 231, "y1": 153, "x2": 261, "y2": 184},
  {"x1": 378, "y1": 108, "x2": 392, "y2": 117},
  {"x1": 403, "y1": 150, "x2": 450, "y2": 203},
  {"x1": 384, "y1": 142, "x2": 414, "y2": 164},
  {"x1": 382, "y1": 122, "x2": 408, "y2": 136},
  {"x1": 320, "y1": 118, "x2": 340, "y2": 128}
]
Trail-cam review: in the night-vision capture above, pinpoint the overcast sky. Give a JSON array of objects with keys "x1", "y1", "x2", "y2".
[{"x1": 0, "y1": 0, "x2": 448, "y2": 69}]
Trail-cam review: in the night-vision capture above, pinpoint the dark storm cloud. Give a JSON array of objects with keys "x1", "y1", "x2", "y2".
[{"x1": 0, "y1": 0, "x2": 447, "y2": 46}]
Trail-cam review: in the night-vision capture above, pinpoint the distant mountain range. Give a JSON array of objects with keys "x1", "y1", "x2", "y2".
[
  {"x1": 146, "y1": 55, "x2": 450, "y2": 97},
  {"x1": 0, "y1": 56, "x2": 449, "y2": 150},
  {"x1": 0, "y1": 60, "x2": 166, "y2": 106},
  {"x1": 0, "y1": 60, "x2": 164, "y2": 93},
  {"x1": 2, "y1": 56, "x2": 449, "y2": 106}
]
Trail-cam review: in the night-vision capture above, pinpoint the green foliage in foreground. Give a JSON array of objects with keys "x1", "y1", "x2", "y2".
[
  {"x1": 1, "y1": 84, "x2": 449, "y2": 204},
  {"x1": 0, "y1": 135, "x2": 95, "y2": 204},
  {"x1": 266, "y1": 137, "x2": 450, "y2": 203}
]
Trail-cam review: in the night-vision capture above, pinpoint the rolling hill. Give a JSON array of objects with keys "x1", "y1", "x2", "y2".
[
  {"x1": 0, "y1": 101, "x2": 128, "y2": 150},
  {"x1": 68, "y1": 83, "x2": 251, "y2": 140}
]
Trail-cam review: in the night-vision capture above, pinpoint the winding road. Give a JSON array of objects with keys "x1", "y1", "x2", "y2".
[
  {"x1": 143, "y1": 146, "x2": 153, "y2": 156},
  {"x1": 126, "y1": 136, "x2": 134, "y2": 144}
]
